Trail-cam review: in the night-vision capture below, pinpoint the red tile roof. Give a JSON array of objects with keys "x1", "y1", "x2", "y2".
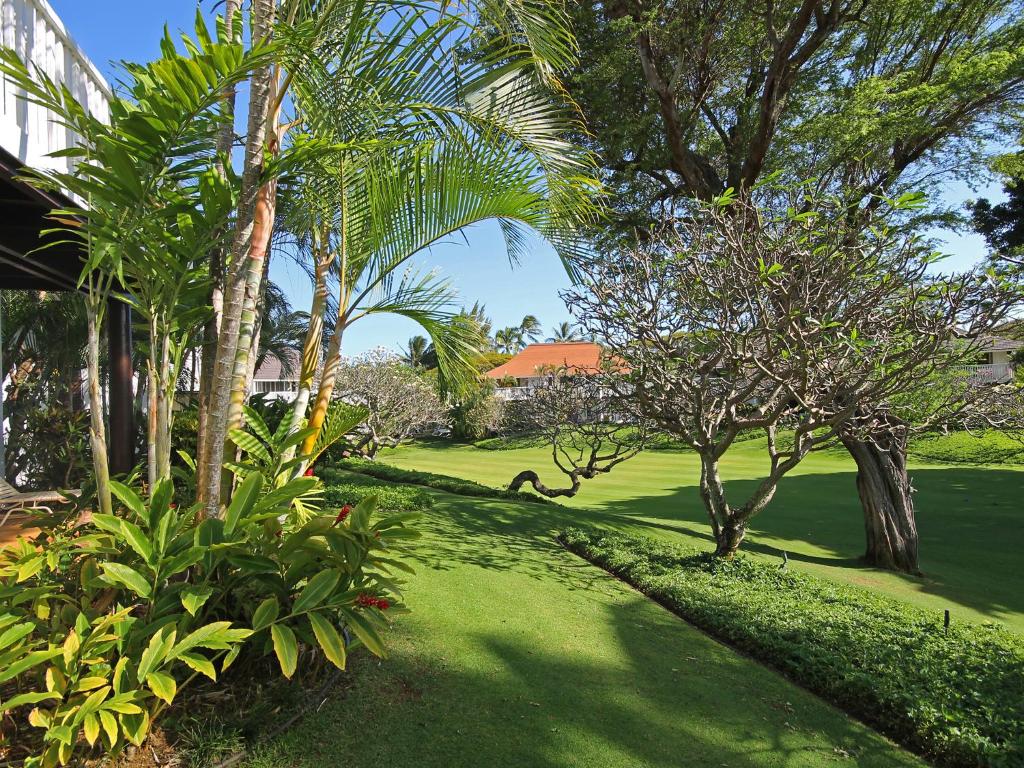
[{"x1": 484, "y1": 342, "x2": 605, "y2": 379}]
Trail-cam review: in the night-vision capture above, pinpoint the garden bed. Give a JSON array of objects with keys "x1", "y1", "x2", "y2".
[{"x1": 558, "y1": 527, "x2": 1024, "y2": 768}]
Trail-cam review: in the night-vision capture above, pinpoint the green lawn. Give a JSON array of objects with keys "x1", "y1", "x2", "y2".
[
  {"x1": 244, "y1": 474, "x2": 923, "y2": 768},
  {"x1": 381, "y1": 440, "x2": 1024, "y2": 632}
]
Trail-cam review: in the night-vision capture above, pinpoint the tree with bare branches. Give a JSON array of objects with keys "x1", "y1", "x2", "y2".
[
  {"x1": 568, "y1": 190, "x2": 1021, "y2": 566},
  {"x1": 506, "y1": 371, "x2": 647, "y2": 498},
  {"x1": 334, "y1": 350, "x2": 445, "y2": 458}
]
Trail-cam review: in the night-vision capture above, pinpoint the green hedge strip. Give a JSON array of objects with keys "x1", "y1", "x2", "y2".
[
  {"x1": 558, "y1": 527, "x2": 1024, "y2": 768},
  {"x1": 325, "y1": 460, "x2": 558, "y2": 506}
]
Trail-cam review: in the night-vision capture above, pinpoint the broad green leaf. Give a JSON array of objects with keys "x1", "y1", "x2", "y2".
[
  {"x1": 344, "y1": 610, "x2": 387, "y2": 658},
  {"x1": 293, "y1": 570, "x2": 341, "y2": 615},
  {"x1": 308, "y1": 612, "x2": 346, "y2": 670},
  {"x1": 0, "y1": 649, "x2": 60, "y2": 684},
  {"x1": 170, "y1": 622, "x2": 251, "y2": 658},
  {"x1": 180, "y1": 585, "x2": 214, "y2": 617},
  {"x1": 83, "y1": 713, "x2": 100, "y2": 746},
  {"x1": 0, "y1": 622, "x2": 34, "y2": 651},
  {"x1": 251, "y1": 597, "x2": 279, "y2": 631},
  {"x1": 146, "y1": 672, "x2": 177, "y2": 704},
  {"x1": 118, "y1": 518, "x2": 154, "y2": 564},
  {"x1": 110, "y1": 481, "x2": 146, "y2": 519},
  {"x1": 224, "y1": 473, "x2": 263, "y2": 535},
  {"x1": 270, "y1": 623, "x2": 298, "y2": 679},
  {"x1": 178, "y1": 652, "x2": 217, "y2": 681},
  {"x1": 0, "y1": 690, "x2": 60, "y2": 714},
  {"x1": 99, "y1": 710, "x2": 119, "y2": 746},
  {"x1": 99, "y1": 563, "x2": 152, "y2": 598},
  {"x1": 137, "y1": 627, "x2": 175, "y2": 680}
]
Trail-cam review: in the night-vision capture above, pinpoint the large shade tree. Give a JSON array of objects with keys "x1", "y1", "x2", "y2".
[
  {"x1": 569, "y1": 191, "x2": 1019, "y2": 565},
  {"x1": 564, "y1": 0, "x2": 1024, "y2": 567}
]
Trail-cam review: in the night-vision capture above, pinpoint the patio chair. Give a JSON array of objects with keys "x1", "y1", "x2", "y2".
[{"x1": 0, "y1": 478, "x2": 77, "y2": 528}]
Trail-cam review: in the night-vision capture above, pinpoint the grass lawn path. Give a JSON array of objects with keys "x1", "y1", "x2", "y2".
[
  {"x1": 383, "y1": 441, "x2": 1024, "y2": 632},
  {"x1": 244, "y1": 480, "x2": 922, "y2": 768}
]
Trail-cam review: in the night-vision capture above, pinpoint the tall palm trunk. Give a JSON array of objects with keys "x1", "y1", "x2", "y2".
[
  {"x1": 85, "y1": 294, "x2": 112, "y2": 515},
  {"x1": 284, "y1": 227, "x2": 332, "y2": 443},
  {"x1": 198, "y1": 0, "x2": 277, "y2": 516},
  {"x1": 298, "y1": 186, "x2": 350, "y2": 467},
  {"x1": 197, "y1": 0, "x2": 241, "y2": 497},
  {"x1": 299, "y1": 295, "x2": 347, "y2": 465}
]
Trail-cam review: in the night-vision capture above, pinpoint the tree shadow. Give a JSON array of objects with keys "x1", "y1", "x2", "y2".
[
  {"x1": 379, "y1": 453, "x2": 1024, "y2": 628},
  {"x1": 587, "y1": 465, "x2": 1024, "y2": 626}
]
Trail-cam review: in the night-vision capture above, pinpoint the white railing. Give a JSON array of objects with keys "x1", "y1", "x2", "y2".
[
  {"x1": 1, "y1": 0, "x2": 110, "y2": 178},
  {"x1": 494, "y1": 386, "x2": 533, "y2": 401},
  {"x1": 954, "y1": 363, "x2": 1014, "y2": 384}
]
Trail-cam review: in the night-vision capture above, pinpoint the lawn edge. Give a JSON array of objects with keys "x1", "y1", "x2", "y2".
[{"x1": 553, "y1": 532, "x2": 935, "y2": 768}]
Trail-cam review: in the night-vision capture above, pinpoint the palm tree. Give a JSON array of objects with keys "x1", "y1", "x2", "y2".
[
  {"x1": 547, "y1": 322, "x2": 582, "y2": 343},
  {"x1": 520, "y1": 315, "x2": 542, "y2": 344},
  {"x1": 494, "y1": 327, "x2": 524, "y2": 355},
  {"x1": 277, "y1": 4, "x2": 598, "y2": 468},
  {"x1": 256, "y1": 283, "x2": 309, "y2": 378},
  {"x1": 401, "y1": 336, "x2": 430, "y2": 368}
]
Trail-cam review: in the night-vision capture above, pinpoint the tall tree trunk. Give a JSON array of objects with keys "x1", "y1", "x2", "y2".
[
  {"x1": 198, "y1": 0, "x2": 276, "y2": 516},
  {"x1": 298, "y1": 306, "x2": 345, "y2": 467},
  {"x1": 85, "y1": 297, "x2": 112, "y2": 515},
  {"x1": 197, "y1": 0, "x2": 241, "y2": 496},
  {"x1": 284, "y1": 231, "x2": 332, "y2": 443},
  {"x1": 841, "y1": 423, "x2": 920, "y2": 574}
]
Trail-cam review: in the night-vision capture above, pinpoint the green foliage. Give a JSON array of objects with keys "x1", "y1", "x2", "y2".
[
  {"x1": 0, "y1": 474, "x2": 418, "y2": 765},
  {"x1": 909, "y1": 430, "x2": 1024, "y2": 465},
  {"x1": 449, "y1": 383, "x2": 503, "y2": 441},
  {"x1": 320, "y1": 472, "x2": 433, "y2": 514},
  {"x1": 559, "y1": 528, "x2": 1024, "y2": 768},
  {"x1": 329, "y1": 458, "x2": 557, "y2": 506}
]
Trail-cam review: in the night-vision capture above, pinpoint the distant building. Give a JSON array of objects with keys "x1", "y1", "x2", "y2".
[
  {"x1": 953, "y1": 336, "x2": 1022, "y2": 385},
  {"x1": 250, "y1": 351, "x2": 302, "y2": 400},
  {"x1": 484, "y1": 342, "x2": 605, "y2": 400}
]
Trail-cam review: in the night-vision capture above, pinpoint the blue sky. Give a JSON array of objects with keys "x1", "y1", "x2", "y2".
[{"x1": 50, "y1": 1, "x2": 1005, "y2": 355}]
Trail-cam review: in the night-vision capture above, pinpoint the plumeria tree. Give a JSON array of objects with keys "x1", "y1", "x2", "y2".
[{"x1": 570, "y1": 189, "x2": 1019, "y2": 565}]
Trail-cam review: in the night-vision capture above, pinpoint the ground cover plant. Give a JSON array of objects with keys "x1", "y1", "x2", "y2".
[
  {"x1": 558, "y1": 527, "x2": 1024, "y2": 767},
  {"x1": 332, "y1": 458, "x2": 558, "y2": 506},
  {"x1": 319, "y1": 469, "x2": 433, "y2": 513}
]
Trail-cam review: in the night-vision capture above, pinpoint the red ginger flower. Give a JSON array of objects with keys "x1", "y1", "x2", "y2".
[
  {"x1": 333, "y1": 504, "x2": 352, "y2": 526},
  {"x1": 356, "y1": 593, "x2": 389, "y2": 610},
  {"x1": 304, "y1": 467, "x2": 315, "y2": 477}
]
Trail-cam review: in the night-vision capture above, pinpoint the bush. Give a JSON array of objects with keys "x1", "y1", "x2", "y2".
[
  {"x1": 558, "y1": 527, "x2": 1024, "y2": 768},
  {"x1": 327, "y1": 459, "x2": 558, "y2": 505},
  {"x1": 449, "y1": 383, "x2": 503, "y2": 441},
  {"x1": 909, "y1": 430, "x2": 1024, "y2": 465},
  {"x1": 0, "y1": 475, "x2": 418, "y2": 766},
  {"x1": 322, "y1": 474, "x2": 433, "y2": 513}
]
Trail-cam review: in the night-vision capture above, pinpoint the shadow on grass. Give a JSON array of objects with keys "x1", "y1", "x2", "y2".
[
  {"x1": 244, "y1": 596, "x2": 920, "y2": 768},
  {"x1": 398, "y1": 460, "x2": 1024, "y2": 626}
]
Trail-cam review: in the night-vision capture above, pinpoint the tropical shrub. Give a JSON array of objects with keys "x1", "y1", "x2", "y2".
[
  {"x1": 322, "y1": 475, "x2": 433, "y2": 514},
  {"x1": 559, "y1": 528, "x2": 1024, "y2": 768},
  {"x1": 449, "y1": 382, "x2": 503, "y2": 441},
  {"x1": 0, "y1": 475, "x2": 418, "y2": 766}
]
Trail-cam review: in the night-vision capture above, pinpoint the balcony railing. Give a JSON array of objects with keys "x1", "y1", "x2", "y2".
[
  {"x1": 954, "y1": 363, "x2": 1014, "y2": 384},
  {"x1": 1, "y1": 0, "x2": 111, "y2": 184}
]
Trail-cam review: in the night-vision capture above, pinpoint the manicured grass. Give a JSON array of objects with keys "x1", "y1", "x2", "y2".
[
  {"x1": 243, "y1": 471, "x2": 923, "y2": 768},
  {"x1": 380, "y1": 439, "x2": 1024, "y2": 632},
  {"x1": 561, "y1": 528, "x2": 1024, "y2": 767}
]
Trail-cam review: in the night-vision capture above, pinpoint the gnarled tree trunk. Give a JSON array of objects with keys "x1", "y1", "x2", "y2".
[
  {"x1": 508, "y1": 469, "x2": 585, "y2": 498},
  {"x1": 841, "y1": 419, "x2": 920, "y2": 574}
]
